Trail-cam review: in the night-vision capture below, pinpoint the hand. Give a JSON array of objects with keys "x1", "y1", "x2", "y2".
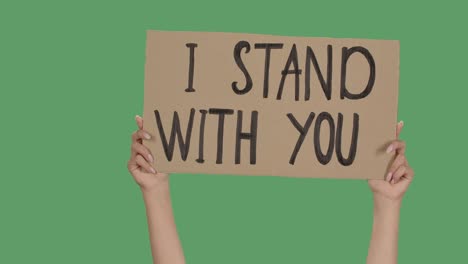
[
  {"x1": 368, "y1": 121, "x2": 415, "y2": 207},
  {"x1": 127, "y1": 115, "x2": 169, "y2": 191}
]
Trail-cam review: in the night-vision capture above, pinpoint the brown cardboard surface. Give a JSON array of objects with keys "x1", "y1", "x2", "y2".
[{"x1": 143, "y1": 30, "x2": 399, "y2": 179}]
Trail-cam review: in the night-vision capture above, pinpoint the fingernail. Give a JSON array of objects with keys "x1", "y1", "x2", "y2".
[
  {"x1": 148, "y1": 154, "x2": 154, "y2": 163},
  {"x1": 150, "y1": 167, "x2": 156, "y2": 174},
  {"x1": 386, "y1": 145, "x2": 393, "y2": 153},
  {"x1": 399, "y1": 120, "x2": 404, "y2": 126},
  {"x1": 386, "y1": 172, "x2": 393, "y2": 181},
  {"x1": 144, "y1": 133, "x2": 151, "y2": 140}
]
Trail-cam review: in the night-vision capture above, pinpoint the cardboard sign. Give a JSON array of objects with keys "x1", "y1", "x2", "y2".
[{"x1": 143, "y1": 30, "x2": 399, "y2": 179}]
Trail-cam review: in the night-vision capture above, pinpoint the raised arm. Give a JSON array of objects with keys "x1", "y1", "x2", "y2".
[
  {"x1": 366, "y1": 121, "x2": 415, "y2": 264},
  {"x1": 127, "y1": 115, "x2": 185, "y2": 264}
]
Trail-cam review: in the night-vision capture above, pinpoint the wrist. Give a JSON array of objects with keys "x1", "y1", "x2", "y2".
[
  {"x1": 373, "y1": 194, "x2": 402, "y2": 215},
  {"x1": 140, "y1": 178, "x2": 170, "y2": 196},
  {"x1": 140, "y1": 182, "x2": 173, "y2": 217}
]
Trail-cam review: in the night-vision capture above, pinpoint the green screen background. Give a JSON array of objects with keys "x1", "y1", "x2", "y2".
[{"x1": 1, "y1": 0, "x2": 466, "y2": 263}]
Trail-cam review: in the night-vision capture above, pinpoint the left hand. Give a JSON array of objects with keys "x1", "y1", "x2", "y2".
[
  {"x1": 127, "y1": 115, "x2": 169, "y2": 192},
  {"x1": 368, "y1": 121, "x2": 415, "y2": 205}
]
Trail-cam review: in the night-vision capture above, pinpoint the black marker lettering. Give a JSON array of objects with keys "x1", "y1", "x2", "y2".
[
  {"x1": 305, "y1": 45, "x2": 332, "y2": 101},
  {"x1": 314, "y1": 112, "x2": 335, "y2": 165},
  {"x1": 154, "y1": 109, "x2": 195, "y2": 161},
  {"x1": 185, "y1": 43, "x2": 198, "y2": 92},
  {"x1": 287, "y1": 112, "x2": 316, "y2": 165},
  {"x1": 209, "y1": 108, "x2": 234, "y2": 164},
  {"x1": 277, "y1": 44, "x2": 302, "y2": 101},
  {"x1": 196, "y1": 109, "x2": 207, "y2": 163},
  {"x1": 340, "y1": 46, "x2": 376, "y2": 100},
  {"x1": 235, "y1": 110, "x2": 258, "y2": 164},
  {"x1": 232, "y1": 41, "x2": 253, "y2": 95},
  {"x1": 254, "y1": 43, "x2": 284, "y2": 98},
  {"x1": 336, "y1": 113, "x2": 359, "y2": 166}
]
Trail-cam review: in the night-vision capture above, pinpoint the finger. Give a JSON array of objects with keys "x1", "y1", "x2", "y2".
[
  {"x1": 396, "y1": 120, "x2": 404, "y2": 139},
  {"x1": 135, "y1": 115, "x2": 144, "y2": 130},
  {"x1": 386, "y1": 154, "x2": 406, "y2": 182},
  {"x1": 131, "y1": 129, "x2": 151, "y2": 143},
  {"x1": 131, "y1": 142, "x2": 154, "y2": 162},
  {"x1": 135, "y1": 154, "x2": 156, "y2": 174},
  {"x1": 127, "y1": 156, "x2": 138, "y2": 172},
  {"x1": 391, "y1": 165, "x2": 407, "y2": 184},
  {"x1": 395, "y1": 167, "x2": 414, "y2": 191},
  {"x1": 404, "y1": 167, "x2": 415, "y2": 181},
  {"x1": 386, "y1": 140, "x2": 406, "y2": 155}
]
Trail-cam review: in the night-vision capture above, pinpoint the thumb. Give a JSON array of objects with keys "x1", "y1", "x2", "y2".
[
  {"x1": 135, "y1": 115, "x2": 144, "y2": 130},
  {"x1": 396, "y1": 120, "x2": 404, "y2": 139},
  {"x1": 395, "y1": 176, "x2": 411, "y2": 193}
]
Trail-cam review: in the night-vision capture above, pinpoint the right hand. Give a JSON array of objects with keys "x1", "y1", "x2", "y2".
[{"x1": 127, "y1": 115, "x2": 169, "y2": 191}]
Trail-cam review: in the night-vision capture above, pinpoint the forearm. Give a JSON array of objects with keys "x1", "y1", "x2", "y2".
[
  {"x1": 142, "y1": 181, "x2": 185, "y2": 264},
  {"x1": 366, "y1": 198, "x2": 401, "y2": 264}
]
